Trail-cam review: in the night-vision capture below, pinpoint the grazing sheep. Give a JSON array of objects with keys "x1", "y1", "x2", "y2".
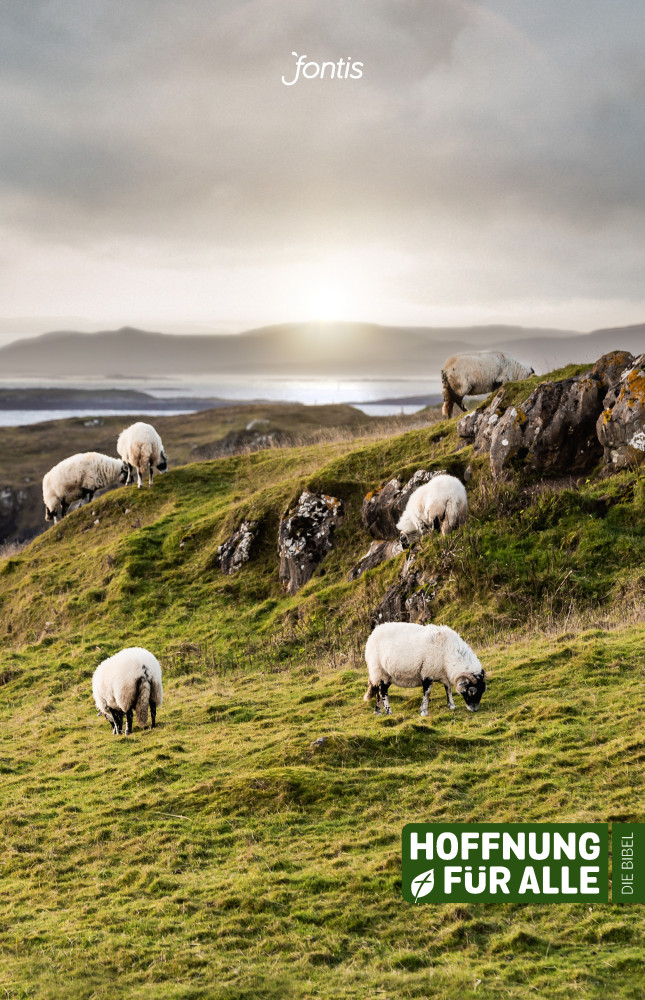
[
  {"x1": 441, "y1": 351, "x2": 534, "y2": 418},
  {"x1": 397, "y1": 474, "x2": 467, "y2": 545},
  {"x1": 42, "y1": 452, "x2": 128, "y2": 522},
  {"x1": 117, "y1": 421, "x2": 167, "y2": 488},
  {"x1": 364, "y1": 622, "x2": 486, "y2": 717},
  {"x1": 92, "y1": 647, "x2": 163, "y2": 735}
]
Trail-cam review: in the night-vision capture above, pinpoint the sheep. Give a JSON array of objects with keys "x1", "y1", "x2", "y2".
[
  {"x1": 117, "y1": 421, "x2": 168, "y2": 488},
  {"x1": 92, "y1": 647, "x2": 163, "y2": 735},
  {"x1": 364, "y1": 622, "x2": 486, "y2": 717},
  {"x1": 441, "y1": 351, "x2": 534, "y2": 418},
  {"x1": 42, "y1": 452, "x2": 128, "y2": 522},
  {"x1": 397, "y1": 474, "x2": 467, "y2": 545}
]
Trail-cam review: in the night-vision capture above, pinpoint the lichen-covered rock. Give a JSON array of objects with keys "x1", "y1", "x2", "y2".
[
  {"x1": 489, "y1": 374, "x2": 604, "y2": 478},
  {"x1": 597, "y1": 353, "x2": 645, "y2": 471},
  {"x1": 361, "y1": 470, "x2": 443, "y2": 540},
  {"x1": 278, "y1": 491, "x2": 344, "y2": 594},
  {"x1": 591, "y1": 351, "x2": 635, "y2": 391},
  {"x1": 457, "y1": 390, "x2": 507, "y2": 453},
  {"x1": 370, "y1": 567, "x2": 437, "y2": 627},
  {"x1": 459, "y1": 353, "x2": 638, "y2": 480},
  {"x1": 348, "y1": 539, "x2": 403, "y2": 581},
  {"x1": 216, "y1": 520, "x2": 259, "y2": 575}
]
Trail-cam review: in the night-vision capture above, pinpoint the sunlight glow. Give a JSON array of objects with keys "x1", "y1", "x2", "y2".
[{"x1": 306, "y1": 285, "x2": 350, "y2": 322}]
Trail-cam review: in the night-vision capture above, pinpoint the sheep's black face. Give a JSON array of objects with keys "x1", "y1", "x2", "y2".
[
  {"x1": 400, "y1": 533, "x2": 411, "y2": 550},
  {"x1": 119, "y1": 463, "x2": 128, "y2": 483},
  {"x1": 457, "y1": 673, "x2": 486, "y2": 712},
  {"x1": 45, "y1": 506, "x2": 54, "y2": 522},
  {"x1": 157, "y1": 453, "x2": 168, "y2": 472}
]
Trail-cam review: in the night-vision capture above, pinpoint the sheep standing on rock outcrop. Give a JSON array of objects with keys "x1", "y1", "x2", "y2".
[
  {"x1": 441, "y1": 351, "x2": 534, "y2": 418},
  {"x1": 42, "y1": 452, "x2": 128, "y2": 522},
  {"x1": 92, "y1": 647, "x2": 163, "y2": 735},
  {"x1": 364, "y1": 622, "x2": 486, "y2": 717},
  {"x1": 397, "y1": 474, "x2": 467, "y2": 545},
  {"x1": 117, "y1": 421, "x2": 167, "y2": 488}
]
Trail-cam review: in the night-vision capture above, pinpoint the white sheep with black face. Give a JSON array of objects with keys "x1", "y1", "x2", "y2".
[
  {"x1": 42, "y1": 452, "x2": 128, "y2": 522},
  {"x1": 441, "y1": 351, "x2": 534, "y2": 418},
  {"x1": 92, "y1": 647, "x2": 163, "y2": 736},
  {"x1": 364, "y1": 622, "x2": 486, "y2": 717},
  {"x1": 396, "y1": 474, "x2": 467, "y2": 546},
  {"x1": 117, "y1": 421, "x2": 167, "y2": 489}
]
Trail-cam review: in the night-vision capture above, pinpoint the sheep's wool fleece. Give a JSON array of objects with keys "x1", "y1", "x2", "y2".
[{"x1": 92, "y1": 647, "x2": 163, "y2": 722}]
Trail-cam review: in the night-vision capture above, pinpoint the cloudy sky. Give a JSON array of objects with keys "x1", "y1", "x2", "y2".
[{"x1": 2, "y1": 0, "x2": 645, "y2": 340}]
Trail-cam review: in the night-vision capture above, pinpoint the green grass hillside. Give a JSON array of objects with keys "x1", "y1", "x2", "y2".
[
  {"x1": 1, "y1": 401, "x2": 644, "y2": 999},
  {"x1": 0, "y1": 400, "x2": 387, "y2": 544}
]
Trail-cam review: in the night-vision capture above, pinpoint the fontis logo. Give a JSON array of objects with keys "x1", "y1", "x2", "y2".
[{"x1": 281, "y1": 52, "x2": 363, "y2": 86}]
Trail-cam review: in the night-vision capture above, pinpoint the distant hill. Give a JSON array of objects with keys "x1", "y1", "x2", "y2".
[
  {"x1": 0, "y1": 387, "x2": 235, "y2": 411},
  {"x1": 0, "y1": 321, "x2": 642, "y2": 377}
]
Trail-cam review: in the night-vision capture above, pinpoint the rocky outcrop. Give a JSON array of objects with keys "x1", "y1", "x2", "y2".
[
  {"x1": 597, "y1": 354, "x2": 645, "y2": 471},
  {"x1": 348, "y1": 539, "x2": 404, "y2": 581},
  {"x1": 370, "y1": 562, "x2": 438, "y2": 627},
  {"x1": 278, "y1": 491, "x2": 344, "y2": 595},
  {"x1": 457, "y1": 391, "x2": 507, "y2": 454},
  {"x1": 361, "y1": 470, "x2": 443, "y2": 540},
  {"x1": 216, "y1": 520, "x2": 259, "y2": 575},
  {"x1": 488, "y1": 374, "x2": 604, "y2": 478},
  {"x1": 458, "y1": 351, "x2": 638, "y2": 479}
]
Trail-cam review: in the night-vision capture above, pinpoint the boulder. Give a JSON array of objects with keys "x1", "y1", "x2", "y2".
[
  {"x1": 591, "y1": 350, "x2": 635, "y2": 391},
  {"x1": 278, "y1": 491, "x2": 344, "y2": 595},
  {"x1": 216, "y1": 520, "x2": 259, "y2": 575},
  {"x1": 489, "y1": 373, "x2": 604, "y2": 478},
  {"x1": 597, "y1": 353, "x2": 645, "y2": 471},
  {"x1": 361, "y1": 469, "x2": 443, "y2": 540},
  {"x1": 457, "y1": 352, "x2": 638, "y2": 479}
]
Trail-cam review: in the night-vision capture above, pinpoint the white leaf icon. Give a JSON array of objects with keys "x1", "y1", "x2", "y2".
[{"x1": 411, "y1": 868, "x2": 434, "y2": 901}]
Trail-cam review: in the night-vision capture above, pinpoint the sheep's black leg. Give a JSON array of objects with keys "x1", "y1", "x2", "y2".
[
  {"x1": 444, "y1": 683, "x2": 456, "y2": 710},
  {"x1": 125, "y1": 708, "x2": 133, "y2": 735},
  {"x1": 109, "y1": 708, "x2": 124, "y2": 734},
  {"x1": 125, "y1": 463, "x2": 135, "y2": 485},
  {"x1": 60, "y1": 498, "x2": 69, "y2": 518},
  {"x1": 379, "y1": 680, "x2": 392, "y2": 716},
  {"x1": 420, "y1": 678, "x2": 432, "y2": 717},
  {"x1": 150, "y1": 700, "x2": 156, "y2": 728}
]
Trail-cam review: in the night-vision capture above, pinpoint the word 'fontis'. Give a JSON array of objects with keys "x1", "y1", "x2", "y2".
[{"x1": 282, "y1": 53, "x2": 364, "y2": 86}]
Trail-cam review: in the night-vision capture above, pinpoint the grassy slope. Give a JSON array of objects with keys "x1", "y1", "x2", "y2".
[
  {"x1": 1, "y1": 406, "x2": 644, "y2": 999},
  {"x1": 0, "y1": 402, "x2": 379, "y2": 543}
]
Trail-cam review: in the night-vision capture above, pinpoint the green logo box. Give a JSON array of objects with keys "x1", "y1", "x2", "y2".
[
  {"x1": 612, "y1": 823, "x2": 645, "y2": 903},
  {"x1": 402, "y1": 823, "x2": 609, "y2": 904}
]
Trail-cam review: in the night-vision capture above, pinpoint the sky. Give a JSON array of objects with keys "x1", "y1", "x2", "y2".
[{"x1": 2, "y1": 0, "x2": 645, "y2": 341}]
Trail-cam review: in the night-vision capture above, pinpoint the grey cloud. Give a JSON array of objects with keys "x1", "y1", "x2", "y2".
[{"x1": 1, "y1": 0, "x2": 645, "y2": 316}]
